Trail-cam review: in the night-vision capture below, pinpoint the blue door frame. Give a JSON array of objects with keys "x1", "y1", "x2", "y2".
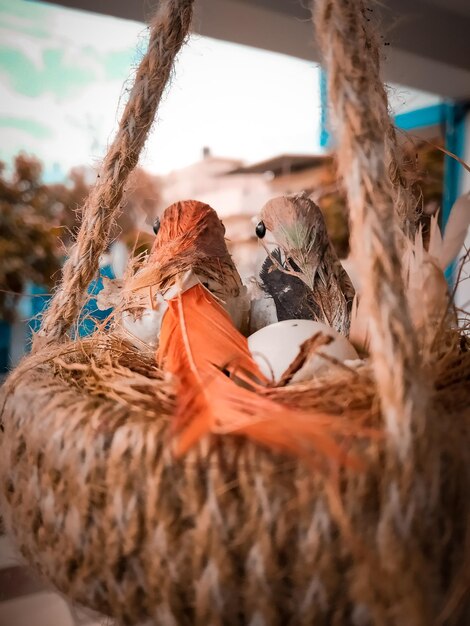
[
  {"x1": 0, "y1": 266, "x2": 115, "y2": 373},
  {"x1": 319, "y1": 69, "x2": 331, "y2": 150}
]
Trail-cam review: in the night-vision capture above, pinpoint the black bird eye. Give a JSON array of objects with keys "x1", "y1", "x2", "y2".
[
  {"x1": 255, "y1": 221, "x2": 266, "y2": 239},
  {"x1": 153, "y1": 217, "x2": 161, "y2": 235}
]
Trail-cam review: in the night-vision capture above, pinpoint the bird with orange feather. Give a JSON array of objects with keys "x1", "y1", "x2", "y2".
[{"x1": 102, "y1": 199, "x2": 360, "y2": 463}]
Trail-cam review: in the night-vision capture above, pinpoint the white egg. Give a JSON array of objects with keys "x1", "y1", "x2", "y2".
[{"x1": 247, "y1": 319, "x2": 358, "y2": 383}]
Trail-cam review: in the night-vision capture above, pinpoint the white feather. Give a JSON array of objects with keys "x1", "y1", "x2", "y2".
[
  {"x1": 349, "y1": 294, "x2": 369, "y2": 352},
  {"x1": 402, "y1": 227, "x2": 450, "y2": 354},
  {"x1": 349, "y1": 223, "x2": 451, "y2": 357},
  {"x1": 341, "y1": 256, "x2": 361, "y2": 292},
  {"x1": 439, "y1": 193, "x2": 470, "y2": 270}
]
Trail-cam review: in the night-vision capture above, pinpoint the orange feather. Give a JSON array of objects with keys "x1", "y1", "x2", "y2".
[{"x1": 158, "y1": 283, "x2": 356, "y2": 462}]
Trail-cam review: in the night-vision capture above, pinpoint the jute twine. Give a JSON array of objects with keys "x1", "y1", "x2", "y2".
[
  {"x1": 1, "y1": 0, "x2": 469, "y2": 624},
  {"x1": 314, "y1": 0, "x2": 425, "y2": 455},
  {"x1": 36, "y1": 0, "x2": 193, "y2": 345},
  {"x1": 314, "y1": 2, "x2": 436, "y2": 621}
]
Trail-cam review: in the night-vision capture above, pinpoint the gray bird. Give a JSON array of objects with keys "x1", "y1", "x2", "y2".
[{"x1": 254, "y1": 193, "x2": 355, "y2": 336}]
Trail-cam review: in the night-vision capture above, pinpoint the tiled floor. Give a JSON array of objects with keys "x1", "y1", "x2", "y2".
[{"x1": 0, "y1": 533, "x2": 112, "y2": 626}]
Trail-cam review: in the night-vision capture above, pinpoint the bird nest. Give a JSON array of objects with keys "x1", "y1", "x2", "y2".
[{"x1": 1, "y1": 327, "x2": 470, "y2": 624}]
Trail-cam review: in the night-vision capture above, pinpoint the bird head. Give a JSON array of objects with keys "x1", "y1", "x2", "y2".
[
  {"x1": 256, "y1": 194, "x2": 328, "y2": 287},
  {"x1": 129, "y1": 200, "x2": 242, "y2": 297}
]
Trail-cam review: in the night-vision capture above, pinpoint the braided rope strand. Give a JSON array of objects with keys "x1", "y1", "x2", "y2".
[
  {"x1": 314, "y1": 3, "x2": 437, "y2": 622},
  {"x1": 313, "y1": 0, "x2": 426, "y2": 456},
  {"x1": 37, "y1": 0, "x2": 194, "y2": 344}
]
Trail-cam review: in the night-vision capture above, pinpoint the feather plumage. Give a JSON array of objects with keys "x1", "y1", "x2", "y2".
[
  {"x1": 438, "y1": 193, "x2": 470, "y2": 270},
  {"x1": 158, "y1": 283, "x2": 354, "y2": 461},
  {"x1": 258, "y1": 194, "x2": 355, "y2": 335},
  {"x1": 349, "y1": 294, "x2": 370, "y2": 353},
  {"x1": 403, "y1": 225, "x2": 451, "y2": 354},
  {"x1": 349, "y1": 218, "x2": 454, "y2": 357},
  {"x1": 129, "y1": 200, "x2": 247, "y2": 314},
  {"x1": 259, "y1": 249, "x2": 321, "y2": 321}
]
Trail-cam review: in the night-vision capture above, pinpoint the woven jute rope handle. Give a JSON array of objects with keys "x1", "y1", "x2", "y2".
[
  {"x1": 36, "y1": 0, "x2": 194, "y2": 345},
  {"x1": 313, "y1": 0, "x2": 426, "y2": 453}
]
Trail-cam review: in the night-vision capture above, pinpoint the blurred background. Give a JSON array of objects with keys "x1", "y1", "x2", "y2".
[{"x1": 0, "y1": 0, "x2": 470, "y2": 620}]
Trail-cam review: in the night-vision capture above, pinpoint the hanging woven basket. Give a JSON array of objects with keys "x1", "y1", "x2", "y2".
[{"x1": 1, "y1": 1, "x2": 470, "y2": 624}]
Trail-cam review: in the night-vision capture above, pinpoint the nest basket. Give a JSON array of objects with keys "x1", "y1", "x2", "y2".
[{"x1": 1, "y1": 1, "x2": 470, "y2": 625}]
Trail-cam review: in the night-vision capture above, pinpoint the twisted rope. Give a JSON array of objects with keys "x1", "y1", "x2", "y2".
[
  {"x1": 36, "y1": 0, "x2": 194, "y2": 345},
  {"x1": 313, "y1": 0, "x2": 426, "y2": 456},
  {"x1": 314, "y1": 3, "x2": 436, "y2": 621}
]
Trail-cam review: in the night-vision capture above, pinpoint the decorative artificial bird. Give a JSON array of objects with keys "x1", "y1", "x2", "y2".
[
  {"x1": 253, "y1": 193, "x2": 355, "y2": 336},
  {"x1": 99, "y1": 200, "x2": 250, "y2": 348},
  {"x1": 126, "y1": 199, "x2": 351, "y2": 460}
]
